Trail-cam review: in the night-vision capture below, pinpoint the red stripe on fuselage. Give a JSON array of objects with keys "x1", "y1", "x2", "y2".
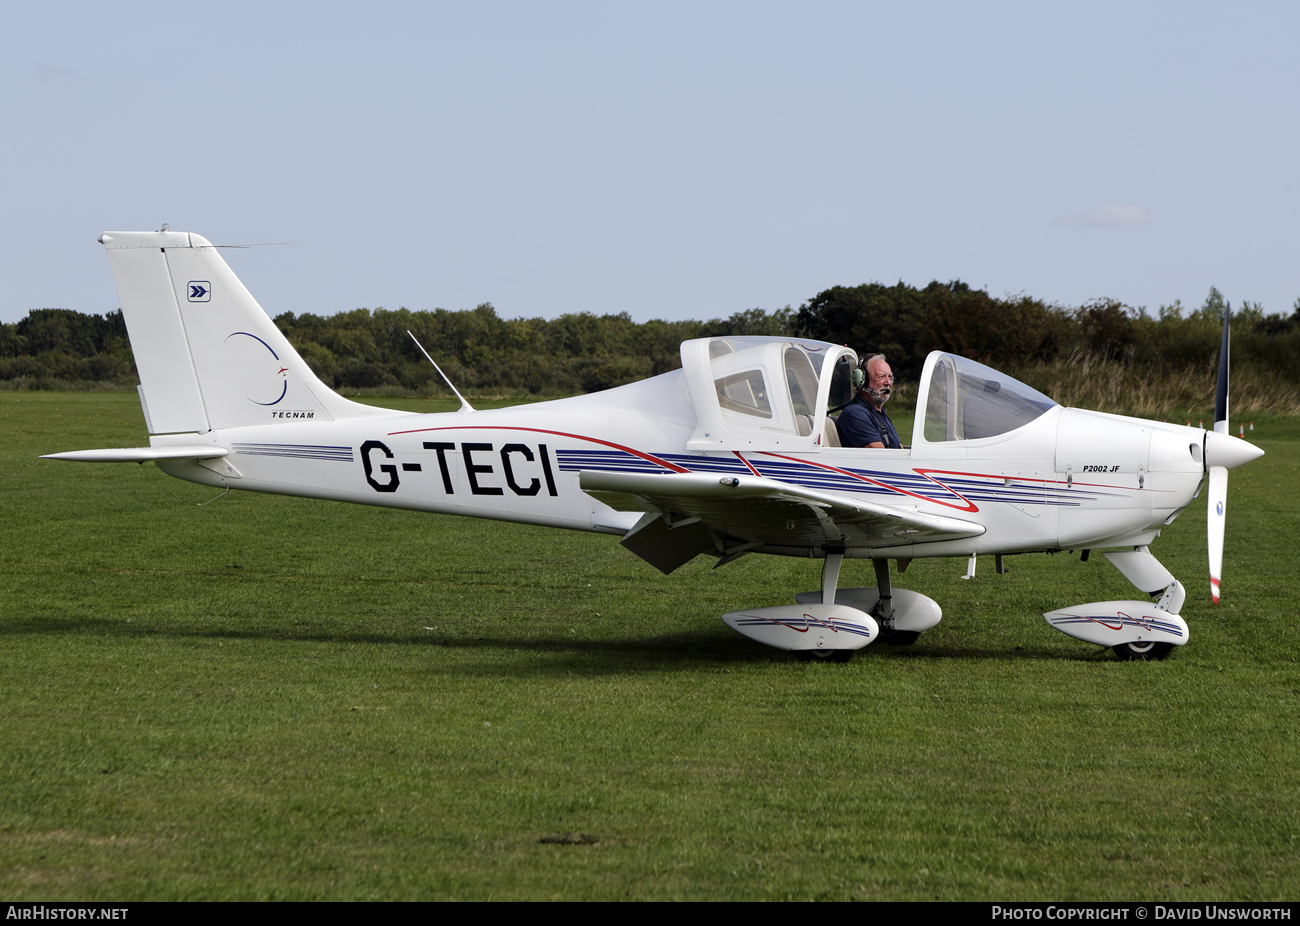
[
  {"x1": 760, "y1": 453, "x2": 981, "y2": 513},
  {"x1": 732, "y1": 452, "x2": 763, "y2": 477},
  {"x1": 383, "y1": 425, "x2": 691, "y2": 474}
]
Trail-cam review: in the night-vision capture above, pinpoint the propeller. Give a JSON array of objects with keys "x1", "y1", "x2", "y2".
[{"x1": 1202, "y1": 304, "x2": 1265, "y2": 603}]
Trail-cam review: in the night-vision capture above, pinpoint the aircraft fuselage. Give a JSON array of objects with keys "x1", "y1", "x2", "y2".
[{"x1": 153, "y1": 370, "x2": 1206, "y2": 562}]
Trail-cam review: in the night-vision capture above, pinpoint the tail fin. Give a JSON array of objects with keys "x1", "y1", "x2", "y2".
[{"x1": 100, "y1": 230, "x2": 393, "y2": 434}]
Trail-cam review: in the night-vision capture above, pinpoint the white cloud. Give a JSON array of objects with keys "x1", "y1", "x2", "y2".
[{"x1": 1053, "y1": 204, "x2": 1149, "y2": 228}]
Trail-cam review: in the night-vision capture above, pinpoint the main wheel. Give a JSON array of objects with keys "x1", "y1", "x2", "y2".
[
  {"x1": 796, "y1": 649, "x2": 853, "y2": 663},
  {"x1": 1111, "y1": 640, "x2": 1174, "y2": 661},
  {"x1": 878, "y1": 629, "x2": 920, "y2": 647}
]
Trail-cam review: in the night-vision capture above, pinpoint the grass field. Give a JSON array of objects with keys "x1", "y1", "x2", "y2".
[{"x1": 2, "y1": 393, "x2": 1298, "y2": 900}]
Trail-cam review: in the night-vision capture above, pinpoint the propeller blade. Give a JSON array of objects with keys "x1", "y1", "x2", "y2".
[
  {"x1": 1207, "y1": 464, "x2": 1228, "y2": 604},
  {"x1": 1207, "y1": 303, "x2": 1232, "y2": 604},
  {"x1": 1214, "y1": 305, "x2": 1230, "y2": 435}
]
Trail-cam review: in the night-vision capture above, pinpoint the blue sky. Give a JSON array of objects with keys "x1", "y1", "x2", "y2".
[{"x1": 3, "y1": 1, "x2": 1296, "y2": 325}]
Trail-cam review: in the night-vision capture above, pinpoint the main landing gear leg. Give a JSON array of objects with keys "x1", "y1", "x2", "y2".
[
  {"x1": 872, "y1": 559, "x2": 893, "y2": 622},
  {"x1": 821, "y1": 552, "x2": 843, "y2": 606},
  {"x1": 786, "y1": 558, "x2": 940, "y2": 655},
  {"x1": 796, "y1": 553, "x2": 854, "y2": 662},
  {"x1": 724, "y1": 552, "x2": 880, "y2": 661},
  {"x1": 874, "y1": 559, "x2": 920, "y2": 646}
]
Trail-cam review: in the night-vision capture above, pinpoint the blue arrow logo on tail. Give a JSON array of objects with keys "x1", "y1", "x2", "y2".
[{"x1": 188, "y1": 282, "x2": 211, "y2": 302}]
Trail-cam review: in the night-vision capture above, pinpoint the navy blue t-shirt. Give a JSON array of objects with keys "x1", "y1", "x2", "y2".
[{"x1": 836, "y1": 395, "x2": 901, "y2": 448}]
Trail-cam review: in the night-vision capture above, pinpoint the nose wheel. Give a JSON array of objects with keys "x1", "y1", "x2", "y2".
[
  {"x1": 796, "y1": 649, "x2": 854, "y2": 663},
  {"x1": 1111, "y1": 641, "x2": 1174, "y2": 661}
]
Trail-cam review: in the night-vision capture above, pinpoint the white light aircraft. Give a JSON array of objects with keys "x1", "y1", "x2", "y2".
[{"x1": 46, "y1": 230, "x2": 1265, "y2": 661}]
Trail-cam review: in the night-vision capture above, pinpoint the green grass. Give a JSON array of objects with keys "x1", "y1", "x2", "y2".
[{"x1": 2, "y1": 394, "x2": 1298, "y2": 900}]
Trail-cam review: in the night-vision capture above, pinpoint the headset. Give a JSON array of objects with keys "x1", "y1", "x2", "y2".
[
  {"x1": 855, "y1": 353, "x2": 891, "y2": 400},
  {"x1": 830, "y1": 352, "x2": 890, "y2": 413}
]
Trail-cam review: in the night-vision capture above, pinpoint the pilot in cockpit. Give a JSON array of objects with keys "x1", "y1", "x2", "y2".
[{"x1": 836, "y1": 353, "x2": 902, "y2": 449}]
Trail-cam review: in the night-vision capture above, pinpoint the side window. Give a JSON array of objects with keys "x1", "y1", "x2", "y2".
[
  {"x1": 784, "y1": 348, "x2": 819, "y2": 437},
  {"x1": 827, "y1": 353, "x2": 855, "y2": 410},
  {"x1": 715, "y1": 370, "x2": 772, "y2": 418}
]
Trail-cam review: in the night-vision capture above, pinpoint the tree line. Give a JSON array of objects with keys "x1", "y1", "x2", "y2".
[{"x1": 3, "y1": 282, "x2": 1298, "y2": 413}]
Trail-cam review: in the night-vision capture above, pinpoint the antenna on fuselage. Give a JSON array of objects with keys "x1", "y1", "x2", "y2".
[{"x1": 407, "y1": 330, "x2": 475, "y2": 413}]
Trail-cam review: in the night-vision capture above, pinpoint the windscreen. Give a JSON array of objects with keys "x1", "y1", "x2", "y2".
[{"x1": 924, "y1": 354, "x2": 1058, "y2": 442}]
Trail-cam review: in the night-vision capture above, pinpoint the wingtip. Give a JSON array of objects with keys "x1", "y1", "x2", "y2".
[{"x1": 1210, "y1": 577, "x2": 1221, "y2": 604}]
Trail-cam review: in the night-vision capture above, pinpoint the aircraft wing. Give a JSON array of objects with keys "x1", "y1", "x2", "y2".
[{"x1": 579, "y1": 470, "x2": 984, "y2": 573}]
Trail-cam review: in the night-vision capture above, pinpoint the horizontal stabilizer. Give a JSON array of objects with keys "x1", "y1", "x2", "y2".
[{"x1": 42, "y1": 446, "x2": 229, "y2": 463}]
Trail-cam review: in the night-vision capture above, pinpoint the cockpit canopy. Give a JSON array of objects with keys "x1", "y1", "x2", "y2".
[
  {"x1": 681, "y1": 337, "x2": 857, "y2": 451},
  {"x1": 679, "y1": 338, "x2": 1060, "y2": 452},
  {"x1": 913, "y1": 352, "x2": 1058, "y2": 444}
]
